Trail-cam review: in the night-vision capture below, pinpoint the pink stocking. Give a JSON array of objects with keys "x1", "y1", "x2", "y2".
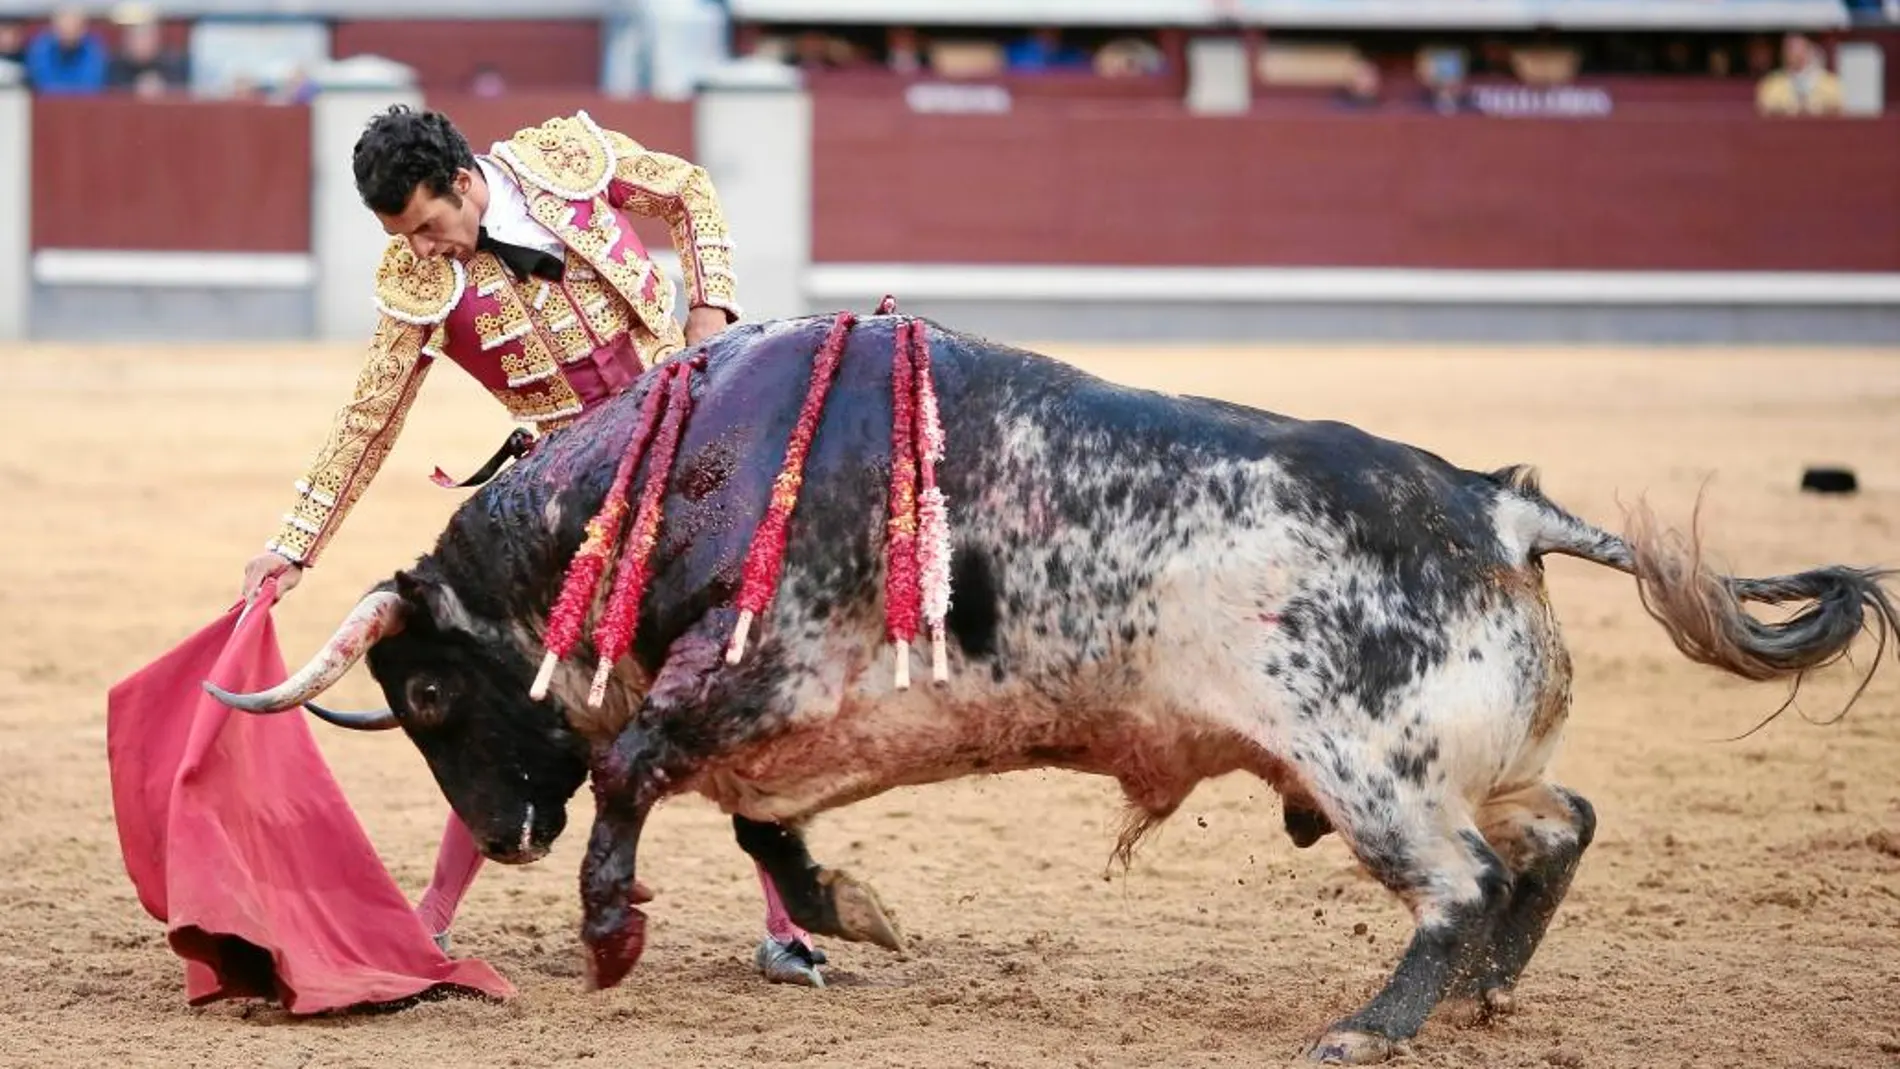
[
  {"x1": 755, "y1": 861, "x2": 812, "y2": 947},
  {"x1": 414, "y1": 812, "x2": 485, "y2": 937}
]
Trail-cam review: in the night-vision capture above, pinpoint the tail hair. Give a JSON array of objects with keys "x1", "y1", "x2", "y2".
[
  {"x1": 1106, "y1": 801, "x2": 1176, "y2": 875},
  {"x1": 1621, "y1": 495, "x2": 1899, "y2": 736}
]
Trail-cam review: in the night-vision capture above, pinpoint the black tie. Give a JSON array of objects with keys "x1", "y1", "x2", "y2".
[{"x1": 477, "y1": 227, "x2": 565, "y2": 283}]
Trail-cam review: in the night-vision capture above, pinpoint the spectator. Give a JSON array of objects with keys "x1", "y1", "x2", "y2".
[
  {"x1": 791, "y1": 29, "x2": 858, "y2": 70},
  {"x1": 1842, "y1": 0, "x2": 1887, "y2": 23},
  {"x1": 1333, "y1": 58, "x2": 1382, "y2": 110},
  {"x1": 1661, "y1": 38, "x2": 1697, "y2": 75},
  {"x1": 107, "y1": 10, "x2": 185, "y2": 97},
  {"x1": 223, "y1": 72, "x2": 261, "y2": 100},
  {"x1": 1415, "y1": 45, "x2": 1472, "y2": 114},
  {"x1": 1005, "y1": 27, "x2": 1090, "y2": 73},
  {"x1": 886, "y1": 27, "x2": 924, "y2": 74},
  {"x1": 0, "y1": 22, "x2": 24, "y2": 66},
  {"x1": 274, "y1": 64, "x2": 317, "y2": 105},
  {"x1": 1094, "y1": 36, "x2": 1164, "y2": 78},
  {"x1": 24, "y1": 6, "x2": 109, "y2": 94},
  {"x1": 1756, "y1": 32, "x2": 1843, "y2": 116},
  {"x1": 1744, "y1": 34, "x2": 1779, "y2": 78},
  {"x1": 1475, "y1": 38, "x2": 1513, "y2": 77}
]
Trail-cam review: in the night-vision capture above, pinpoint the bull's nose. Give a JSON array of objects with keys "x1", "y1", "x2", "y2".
[
  {"x1": 483, "y1": 802, "x2": 553, "y2": 864},
  {"x1": 485, "y1": 841, "x2": 549, "y2": 865}
]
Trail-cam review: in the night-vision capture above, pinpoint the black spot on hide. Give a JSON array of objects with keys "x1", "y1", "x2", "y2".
[
  {"x1": 946, "y1": 546, "x2": 1001, "y2": 659},
  {"x1": 1386, "y1": 741, "x2": 1438, "y2": 786}
]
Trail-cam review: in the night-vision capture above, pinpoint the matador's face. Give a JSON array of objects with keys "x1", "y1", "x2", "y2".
[{"x1": 377, "y1": 167, "x2": 485, "y2": 265}]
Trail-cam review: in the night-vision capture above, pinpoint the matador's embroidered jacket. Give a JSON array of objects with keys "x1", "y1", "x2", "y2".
[{"x1": 267, "y1": 111, "x2": 739, "y2": 567}]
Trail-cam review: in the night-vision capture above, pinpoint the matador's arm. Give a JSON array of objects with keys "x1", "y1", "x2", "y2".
[
  {"x1": 267, "y1": 315, "x2": 434, "y2": 566},
  {"x1": 601, "y1": 130, "x2": 741, "y2": 324}
]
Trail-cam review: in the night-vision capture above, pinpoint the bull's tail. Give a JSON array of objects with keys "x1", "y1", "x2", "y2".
[{"x1": 1498, "y1": 467, "x2": 1899, "y2": 718}]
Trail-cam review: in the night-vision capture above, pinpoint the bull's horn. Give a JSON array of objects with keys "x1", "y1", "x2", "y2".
[
  {"x1": 303, "y1": 701, "x2": 401, "y2": 732},
  {"x1": 203, "y1": 590, "x2": 407, "y2": 713}
]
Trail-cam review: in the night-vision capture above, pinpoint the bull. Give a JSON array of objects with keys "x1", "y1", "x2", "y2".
[{"x1": 210, "y1": 313, "x2": 1896, "y2": 1063}]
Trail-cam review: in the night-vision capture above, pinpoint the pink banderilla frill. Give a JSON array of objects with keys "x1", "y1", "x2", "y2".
[
  {"x1": 908, "y1": 319, "x2": 952, "y2": 684},
  {"x1": 884, "y1": 320, "x2": 921, "y2": 689},
  {"x1": 587, "y1": 357, "x2": 702, "y2": 706},
  {"x1": 528, "y1": 366, "x2": 677, "y2": 701},
  {"x1": 726, "y1": 311, "x2": 860, "y2": 664}
]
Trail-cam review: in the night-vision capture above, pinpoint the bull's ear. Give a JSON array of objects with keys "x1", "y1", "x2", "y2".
[{"x1": 394, "y1": 570, "x2": 477, "y2": 634}]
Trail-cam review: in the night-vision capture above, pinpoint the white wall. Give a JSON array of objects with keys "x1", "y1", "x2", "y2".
[
  {"x1": 0, "y1": 85, "x2": 27, "y2": 343},
  {"x1": 694, "y1": 75, "x2": 812, "y2": 324},
  {"x1": 311, "y1": 87, "x2": 424, "y2": 342},
  {"x1": 1838, "y1": 41, "x2": 1887, "y2": 117}
]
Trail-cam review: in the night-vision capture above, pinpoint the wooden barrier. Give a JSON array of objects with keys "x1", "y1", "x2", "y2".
[
  {"x1": 30, "y1": 96, "x2": 311, "y2": 253},
  {"x1": 333, "y1": 19, "x2": 602, "y2": 91},
  {"x1": 22, "y1": 91, "x2": 1900, "y2": 278},
  {"x1": 812, "y1": 96, "x2": 1900, "y2": 272}
]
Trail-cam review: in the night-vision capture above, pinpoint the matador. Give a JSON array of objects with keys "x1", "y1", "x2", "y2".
[{"x1": 236, "y1": 105, "x2": 831, "y2": 986}]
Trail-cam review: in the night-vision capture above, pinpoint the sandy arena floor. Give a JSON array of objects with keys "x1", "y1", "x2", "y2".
[{"x1": 2, "y1": 337, "x2": 1898, "y2": 1068}]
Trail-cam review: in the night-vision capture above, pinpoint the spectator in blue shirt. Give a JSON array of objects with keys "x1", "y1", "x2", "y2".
[
  {"x1": 1006, "y1": 27, "x2": 1091, "y2": 73},
  {"x1": 1842, "y1": 0, "x2": 1886, "y2": 23},
  {"x1": 25, "y1": 7, "x2": 108, "y2": 95}
]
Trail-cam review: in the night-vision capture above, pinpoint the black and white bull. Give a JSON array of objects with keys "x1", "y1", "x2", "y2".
[{"x1": 210, "y1": 313, "x2": 1896, "y2": 1063}]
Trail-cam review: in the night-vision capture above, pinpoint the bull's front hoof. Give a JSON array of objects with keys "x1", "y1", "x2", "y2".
[
  {"x1": 583, "y1": 907, "x2": 648, "y2": 991},
  {"x1": 1306, "y1": 1030, "x2": 1405, "y2": 1065},
  {"x1": 820, "y1": 868, "x2": 906, "y2": 952},
  {"x1": 1447, "y1": 975, "x2": 1517, "y2": 1022},
  {"x1": 754, "y1": 937, "x2": 828, "y2": 988},
  {"x1": 1474, "y1": 986, "x2": 1516, "y2": 1021}
]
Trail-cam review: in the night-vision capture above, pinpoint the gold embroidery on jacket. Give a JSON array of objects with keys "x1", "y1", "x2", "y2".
[
  {"x1": 269, "y1": 317, "x2": 433, "y2": 564},
  {"x1": 527, "y1": 192, "x2": 682, "y2": 351},
  {"x1": 601, "y1": 128, "x2": 740, "y2": 320},
  {"x1": 466, "y1": 252, "x2": 584, "y2": 424},
  {"x1": 495, "y1": 111, "x2": 616, "y2": 202},
  {"x1": 373, "y1": 238, "x2": 465, "y2": 326}
]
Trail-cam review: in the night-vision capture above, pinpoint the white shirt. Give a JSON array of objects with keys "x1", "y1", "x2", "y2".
[{"x1": 475, "y1": 153, "x2": 565, "y2": 258}]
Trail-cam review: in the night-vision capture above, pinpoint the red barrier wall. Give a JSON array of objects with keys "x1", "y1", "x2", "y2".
[
  {"x1": 27, "y1": 92, "x2": 1899, "y2": 276},
  {"x1": 30, "y1": 97, "x2": 311, "y2": 252},
  {"x1": 812, "y1": 97, "x2": 1900, "y2": 272},
  {"x1": 334, "y1": 20, "x2": 602, "y2": 91}
]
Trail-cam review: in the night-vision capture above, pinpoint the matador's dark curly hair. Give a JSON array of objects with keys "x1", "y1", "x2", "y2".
[{"x1": 352, "y1": 104, "x2": 477, "y2": 216}]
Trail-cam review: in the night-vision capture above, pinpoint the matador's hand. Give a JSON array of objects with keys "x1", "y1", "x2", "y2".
[
  {"x1": 685, "y1": 306, "x2": 730, "y2": 347},
  {"x1": 241, "y1": 550, "x2": 303, "y2": 605}
]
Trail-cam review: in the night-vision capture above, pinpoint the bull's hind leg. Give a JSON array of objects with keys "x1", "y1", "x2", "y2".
[
  {"x1": 733, "y1": 816, "x2": 907, "y2": 986},
  {"x1": 1453, "y1": 781, "x2": 1597, "y2": 1017},
  {"x1": 1299, "y1": 770, "x2": 1511, "y2": 1064}
]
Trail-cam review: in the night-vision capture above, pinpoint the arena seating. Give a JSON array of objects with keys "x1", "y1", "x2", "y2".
[
  {"x1": 0, "y1": 0, "x2": 1894, "y2": 347},
  {"x1": 0, "y1": 0, "x2": 1885, "y2": 100}
]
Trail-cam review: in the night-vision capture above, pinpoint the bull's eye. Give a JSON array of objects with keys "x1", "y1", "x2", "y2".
[{"x1": 405, "y1": 676, "x2": 448, "y2": 728}]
